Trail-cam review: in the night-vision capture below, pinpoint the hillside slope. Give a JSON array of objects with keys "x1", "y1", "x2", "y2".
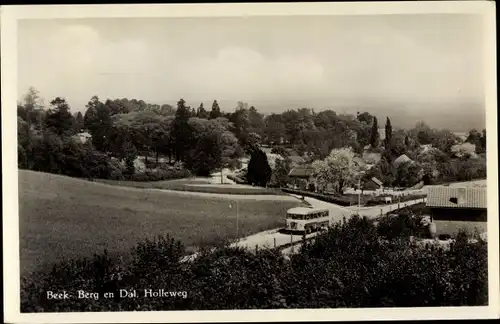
[{"x1": 18, "y1": 170, "x2": 301, "y2": 277}]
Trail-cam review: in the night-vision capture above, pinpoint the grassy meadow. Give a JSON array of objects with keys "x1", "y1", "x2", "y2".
[
  {"x1": 19, "y1": 170, "x2": 303, "y2": 277},
  {"x1": 95, "y1": 177, "x2": 285, "y2": 195}
]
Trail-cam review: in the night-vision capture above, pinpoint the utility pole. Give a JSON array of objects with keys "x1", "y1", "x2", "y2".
[
  {"x1": 357, "y1": 178, "x2": 361, "y2": 213},
  {"x1": 229, "y1": 201, "x2": 240, "y2": 240}
]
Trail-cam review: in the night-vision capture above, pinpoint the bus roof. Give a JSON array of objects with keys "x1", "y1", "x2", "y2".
[{"x1": 287, "y1": 207, "x2": 329, "y2": 215}]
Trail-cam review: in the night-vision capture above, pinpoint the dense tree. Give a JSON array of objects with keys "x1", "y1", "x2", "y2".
[
  {"x1": 111, "y1": 111, "x2": 170, "y2": 164},
  {"x1": 229, "y1": 104, "x2": 250, "y2": 142},
  {"x1": 370, "y1": 117, "x2": 380, "y2": 148},
  {"x1": 84, "y1": 96, "x2": 112, "y2": 152},
  {"x1": 19, "y1": 87, "x2": 46, "y2": 130},
  {"x1": 44, "y1": 97, "x2": 75, "y2": 136},
  {"x1": 247, "y1": 106, "x2": 265, "y2": 136},
  {"x1": 480, "y1": 129, "x2": 486, "y2": 153},
  {"x1": 385, "y1": 117, "x2": 392, "y2": 149},
  {"x1": 271, "y1": 146, "x2": 289, "y2": 157},
  {"x1": 196, "y1": 103, "x2": 208, "y2": 119},
  {"x1": 190, "y1": 119, "x2": 239, "y2": 179},
  {"x1": 356, "y1": 111, "x2": 374, "y2": 125},
  {"x1": 73, "y1": 112, "x2": 84, "y2": 133},
  {"x1": 270, "y1": 157, "x2": 291, "y2": 188},
  {"x1": 411, "y1": 121, "x2": 434, "y2": 145},
  {"x1": 312, "y1": 147, "x2": 358, "y2": 194},
  {"x1": 404, "y1": 135, "x2": 410, "y2": 147},
  {"x1": 466, "y1": 129, "x2": 486, "y2": 154},
  {"x1": 264, "y1": 113, "x2": 286, "y2": 145},
  {"x1": 172, "y1": 99, "x2": 193, "y2": 162},
  {"x1": 432, "y1": 130, "x2": 457, "y2": 153},
  {"x1": 209, "y1": 100, "x2": 221, "y2": 119},
  {"x1": 122, "y1": 140, "x2": 138, "y2": 175},
  {"x1": 394, "y1": 161, "x2": 423, "y2": 188},
  {"x1": 451, "y1": 142, "x2": 477, "y2": 159},
  {"x1": 246, "y1": 148, "x2": 272, "y2": 187}
]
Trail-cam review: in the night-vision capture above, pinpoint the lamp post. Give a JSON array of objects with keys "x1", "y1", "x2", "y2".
[
  {"x1": 357, "y1": 178, "x2": 361, "y2": 213},
  {"x1": 229, "y1": 200, "x2": 239, "y2": 240}
]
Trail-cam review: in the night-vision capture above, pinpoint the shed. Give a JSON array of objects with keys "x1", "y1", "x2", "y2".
[{"x1": 426, "y1": 186, "x2": 487, "y2": 235}]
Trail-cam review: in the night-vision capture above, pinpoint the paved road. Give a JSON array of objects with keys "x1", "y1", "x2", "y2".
[
  {"x1": 303, "y1": 196, "x2": 427, "y2": 222},
  {"x1": 180, "y1": 179, "x2": 481, "y2": 261}
]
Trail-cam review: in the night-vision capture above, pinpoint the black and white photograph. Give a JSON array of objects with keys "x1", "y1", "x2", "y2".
[{"x1": 2, "y1": 2, "x2": 498, "y2": 323}]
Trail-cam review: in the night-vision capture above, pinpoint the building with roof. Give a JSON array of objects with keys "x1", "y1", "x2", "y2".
[
  {"x1": 288, "y1": 165, "x2": 316, "y2": 190},
  {"x1": 393, "y1": 154, "x2": 413, "y2": 167},
  {"x1": 426, "y1": 186, "x2": 487, "y2": 222},
  {"x1": 287, "y1": 155, "x2": 306, "y2": 167},
  {"x1": 353, "y1": 156, "x2": 367, "y2": 170},
  {"x1": 362, "y1": 177, "x2": 384, "y2": 191}
]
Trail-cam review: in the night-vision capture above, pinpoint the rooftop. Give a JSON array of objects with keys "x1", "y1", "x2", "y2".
[
  {"x1": 393, "y1": 154, "x2": 412, "y2": 166},
  {"x1": 371, "y1": 177, "x2": 383, "y2": 186},
  {"x1": 288, "y1": 165, "x2": 315, "y2": 178},
  {"x1": 287, "y1": 207, "x2": 329, "y2": 215},
  {"x1": 426, "y1": 186, "x2": 487, "y2": 209}
]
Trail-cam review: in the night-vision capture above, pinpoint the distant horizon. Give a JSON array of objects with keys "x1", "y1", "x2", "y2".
[
  {"x1": 17, "y1": 14, "x2": 486, "y2": 132},
  {"x1": 18, "y1": 89, "x2": 485, "y2": 132}
]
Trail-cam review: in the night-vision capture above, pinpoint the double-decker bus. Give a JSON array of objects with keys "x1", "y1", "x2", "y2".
[{"x1": 285, "y1": 207, "x2": 330, "y2": 234}]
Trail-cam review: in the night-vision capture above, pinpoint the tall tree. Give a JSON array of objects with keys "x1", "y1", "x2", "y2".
[
  {"x1": 73, "y1": 112, "x2": 84, "y2": 133},
  {"x1": 370, "y1": 117, "x2": 380, "y2": 148},
  {"x1": 44, "y1": 97, "x2": 75, "y2": 136},
  {"x1": 404, "y1": 135, "x2": 410, "y2": 147},
  {"x1": 196, "y1": 103, "x2": 208, "y2": 119},
  {"x1": 20, "y1": 87, "x2": 45, "y2": 130},
  {"x1": 480, "y1": 129, "x2": 486, "y2": 153},
  {"x1": 172, "y1": 98, "x2": 193, "y2": 161},
  {"x1": 384, "y1": 117, "x2": 392, "y2": 149},
  {"x1": 209, "y1": 100, "x2": 221, "y2": 119},
  {"x1": 247, "y1": 106, "x2": 264, "y2": 136},
  {"x1": 246, "y1": 148, "x2": 272, "y2": 187},
  {"x1": 84, "y1": 96, "x2": 112, "y2": 152},
  {"x1": 264, "y1": 114, "x2": 286, "y2": 145}
]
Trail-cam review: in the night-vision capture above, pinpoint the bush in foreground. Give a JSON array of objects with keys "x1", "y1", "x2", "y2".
[{"x1": 20, "y1": 216, "x2": 488, "y2": 312}]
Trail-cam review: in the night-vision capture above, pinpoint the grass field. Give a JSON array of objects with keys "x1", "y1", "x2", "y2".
[
  {"x1": 95, "y1": 177, "x2": 284, "y2": 195},
  {"x1": 19, "y1": 170, "x2": 303, "y2": 277}
]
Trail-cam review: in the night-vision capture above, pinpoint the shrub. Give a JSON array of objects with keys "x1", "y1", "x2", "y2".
[
  {"x1": 21, "y1": 215, "x2": 487, "y2": 312},
  {"x1": 125, "y1": 168, "x2": 191, "y2": 182},
  {"x1": 376, "y1": 211, "x2": 429, "y2": 240},
  {"x1": 281, "y1": 188, "x2": 353, "y2": 206}
]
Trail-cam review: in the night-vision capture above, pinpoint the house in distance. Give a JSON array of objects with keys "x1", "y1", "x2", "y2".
[
  {"x1": 288, "y1": 165, "x2": 316, "y2": 191},
  {"x1": 362, "y1": 177, "x2": 384, "y2": 192}
]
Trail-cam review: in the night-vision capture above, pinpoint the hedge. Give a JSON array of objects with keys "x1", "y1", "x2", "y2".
[
  {"x1": 364, "y1": 194, "x2": 427, "y2": 206},
  {"x1": 281, "y1": 188, "x2": 354, "y2": 206},
  {"x1": 20, "y1": 215, "x2": 487, "y2": 312}
]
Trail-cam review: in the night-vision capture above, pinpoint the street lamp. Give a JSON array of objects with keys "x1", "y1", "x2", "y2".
[
  {"x1": 357, "y1": 177, "x2": 361, "y2": 213},
  {"x1": 229, "y1": 200, "x2": 239, "y2": 240}
]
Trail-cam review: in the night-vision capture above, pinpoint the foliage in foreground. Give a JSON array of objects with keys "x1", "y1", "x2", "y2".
[{"x1": 21, "y1": 215, "x2": 488, "y2": 312}]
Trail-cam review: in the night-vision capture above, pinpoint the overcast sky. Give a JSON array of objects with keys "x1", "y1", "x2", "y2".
[{"x1": 17, "y1": 14, "x2": 485, "y2": 129}]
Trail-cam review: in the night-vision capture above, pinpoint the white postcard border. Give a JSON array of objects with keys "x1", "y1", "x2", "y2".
[{"x1": 2, "y1": 2, "x2": 498, "y2": 323}]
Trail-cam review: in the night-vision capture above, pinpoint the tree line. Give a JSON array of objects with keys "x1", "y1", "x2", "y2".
[{"x1": 17, "y1": 86, "x2": 487, "y2": 187}]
